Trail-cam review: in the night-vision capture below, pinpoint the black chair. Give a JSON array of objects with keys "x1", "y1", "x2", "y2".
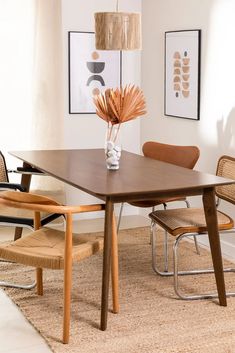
[{"x1": 0, "y1": 151, "x2": 63, "y2": 289}]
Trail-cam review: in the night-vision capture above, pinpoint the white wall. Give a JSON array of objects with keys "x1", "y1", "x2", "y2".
[
  {"x1": 61, "y1": 0, "x2": 142, "y2": 217},
  {"x1": 141, "y1": 0, "x2": 235, "y2": 252}
]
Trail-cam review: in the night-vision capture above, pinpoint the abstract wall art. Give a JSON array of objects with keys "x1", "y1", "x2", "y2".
[
  {"x1": 69, "y1": 31, "x2": 122, "y2": 114},
  {"x1": 164, "y1": 30, "x2": 201, "y2": 120}
]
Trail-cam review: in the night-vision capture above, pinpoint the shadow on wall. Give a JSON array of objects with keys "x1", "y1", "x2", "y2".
[
  {"x1": 217, "y1": 108, "x2": 235, "y2": 158},
  {"x1": 196, "y1": 108, "x2": 235, "y2": 174},
  {"x1": 141, "y1": 0, "x2": 235, "y2": 175}
]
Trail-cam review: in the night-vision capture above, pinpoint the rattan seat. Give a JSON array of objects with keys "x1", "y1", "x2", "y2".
[
  {"x1": 150, "y1": 208, "x2": 234, "y2": 237},
  {"x1": 0, "y1": 228, "x2": 104, "y2": 270}
]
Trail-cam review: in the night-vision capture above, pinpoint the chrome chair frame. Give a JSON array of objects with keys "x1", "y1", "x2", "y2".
[
  {"x1": 149, "y1": 155, "x2": 235, "y2": 300},
  {"x1": 117, "y1": 200, "x2": 200, "y2": 273},
  {"x1": 151, "y1": 222, "x2": 235, "y2": 300}
]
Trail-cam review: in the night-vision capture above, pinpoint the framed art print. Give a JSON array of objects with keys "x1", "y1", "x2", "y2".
[
  {"x1": 164, "y1": 30, "x2": 201, "y2": 120},
  {"x1": 68, "y1": 31, "x2": 122, "y2": 114}
]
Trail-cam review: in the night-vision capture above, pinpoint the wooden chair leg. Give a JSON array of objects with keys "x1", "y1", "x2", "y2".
[
  {"x1": 35, "y1": 212, "x2": 43, "y2": 295},
  {"x1": 111, "y1": 213, "x2": 119, "y2": 314},
  {"x1": 63, "y1": 214, "x2": 73, "y2": 344},
  {"x1": 36, "y1": 268, "x2": 43, "y2": 295},
  {"x1": 14, "y1": 227, "x2": 23, "y2": 241}
]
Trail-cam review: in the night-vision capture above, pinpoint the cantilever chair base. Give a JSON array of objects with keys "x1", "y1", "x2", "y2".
[
  {"x1": 148, "y1": 155, "x2": 235, "y2": 301},
  {"x1": 151, "y1": 223, "x2": 235, "y2": 300}
]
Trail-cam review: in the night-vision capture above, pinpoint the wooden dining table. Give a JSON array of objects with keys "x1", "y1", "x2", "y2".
[{"x1": 10, "y1": 148, "x2": 235, "y2": 331}]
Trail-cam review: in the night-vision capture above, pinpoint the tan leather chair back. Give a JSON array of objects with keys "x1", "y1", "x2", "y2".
[{"x1": 142, "y1": 141, "x2": 200, "y2": 169}]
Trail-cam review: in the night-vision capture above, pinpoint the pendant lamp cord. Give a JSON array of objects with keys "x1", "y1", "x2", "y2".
[{"x1": 116, "y1": 0, "x2": 119, "y2": 12}]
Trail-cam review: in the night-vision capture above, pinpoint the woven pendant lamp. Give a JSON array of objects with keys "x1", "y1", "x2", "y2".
[{"x1": 95, "y1": 1, "x2": 141, "y2": 50}]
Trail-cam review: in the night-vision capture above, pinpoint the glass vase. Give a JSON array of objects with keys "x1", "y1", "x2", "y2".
[{"x1": 105, "y1": 124, "x2": 122, "y2": 170}]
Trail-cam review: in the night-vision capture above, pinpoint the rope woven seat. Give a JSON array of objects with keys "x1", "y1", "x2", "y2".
[
  {"x1": 0, "y1": 228, "x2": 104, "y2": 270},
  {"x1": 150, "y1": 208, "x2": 234, "y2": 237}
]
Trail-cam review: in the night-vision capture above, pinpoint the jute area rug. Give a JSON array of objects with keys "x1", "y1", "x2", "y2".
[{"x1": 2, "y1": 227, "x2": 235, "y2": 353}]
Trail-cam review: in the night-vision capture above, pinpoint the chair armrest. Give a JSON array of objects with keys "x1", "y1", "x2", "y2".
[
  {"x1": 0, "y1": 183, "x2": 26, "y2": 192},
  {"x1": 0, "y1": 192, "x2": 105, "y2": 214},
  {"x1": 8, "y1": 167, "x2": 45, "y2": 176}
]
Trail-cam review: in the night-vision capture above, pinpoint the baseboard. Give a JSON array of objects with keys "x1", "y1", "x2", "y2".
[{"x1": 197, "y1": 236, "x2": 235, "y2": 263}]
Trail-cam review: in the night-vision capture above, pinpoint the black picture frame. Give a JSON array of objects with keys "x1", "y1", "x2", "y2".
[
  {"x1": 164, "y1": 29, "x2": 201, "y2": 120},
  {"x1": 68, "y1": 31, "x2": 122, "y2": 114}
]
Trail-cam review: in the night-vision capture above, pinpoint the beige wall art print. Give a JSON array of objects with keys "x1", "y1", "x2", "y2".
[
  {"x1": 69, "y1": 31, "x2": 122, "y2": 114},
  {"x1": 165, "y1": 30, "x2": 201, "y2": 120}
]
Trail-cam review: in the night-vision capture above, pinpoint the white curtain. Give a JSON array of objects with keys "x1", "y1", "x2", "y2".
[
  {"x1": 0, "y1": 0, "x2": 65, "y2": 199},
  {"x1": 32, "y1": 0, "x2": 64, "y2": 151}
]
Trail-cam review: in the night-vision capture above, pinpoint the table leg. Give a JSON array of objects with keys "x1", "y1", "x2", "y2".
[
  {"x1": 101, "y1": 198, "x2": 113, "y2": 330},
  {"x1": 203, "y1": 187, "x2": 227, "y2": 306},
  {"x1": 14, "y1": 162, "x2": 32, "y2": 241},
  {"x1": 111, "y1": 213, "x2": 119, "y2": 314}
]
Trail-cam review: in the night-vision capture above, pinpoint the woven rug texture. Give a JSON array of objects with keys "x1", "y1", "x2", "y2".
[{"x1": 2, "y1": 227, "x2": 235, "y2": 353}]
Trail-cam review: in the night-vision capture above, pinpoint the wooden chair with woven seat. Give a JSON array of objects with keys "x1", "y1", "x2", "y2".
[
  {"x1": 117, "y1": 141, "x2": 200, "y2": 272},
  {"x1": 0, "y1": 151, "x2": 63, "y2": 289},
  {"x1": 0, "y1": 191, "x2": 119, "y2": 344},
  {"x1": 149, "y1": 155, "x2": 235, "y2": 300}
]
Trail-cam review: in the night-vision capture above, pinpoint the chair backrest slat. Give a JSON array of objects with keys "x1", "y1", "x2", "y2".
[
  {"x1": 216, "y1": 155, "x2": 235, "y2": 205},
  {"x1": 0, "y1": 152, "x2": 9, "y2": 182},
  {"x1": 142, "y1": 141, "x2": 200, "y2": 169},
  {"x1": 0, "y1": 190, "x2": 105, "y2": 214}
]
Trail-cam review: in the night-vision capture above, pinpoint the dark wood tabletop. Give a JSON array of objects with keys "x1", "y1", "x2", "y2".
[
  {"x1": 10, "y1": 149, "x2": 233, "y2": 200},
  {"x1": 10, "y1": 148, "x2": 235, "y2": 331}
]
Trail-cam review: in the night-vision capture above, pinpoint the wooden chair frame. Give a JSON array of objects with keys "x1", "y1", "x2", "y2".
[{"x1": 0, "y1": 191, "x2": 119, "y2": 344}]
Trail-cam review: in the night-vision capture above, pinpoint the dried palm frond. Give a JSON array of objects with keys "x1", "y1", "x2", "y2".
[{"x1": 93, "y1": 85, "x2": 147, "y2": 125}]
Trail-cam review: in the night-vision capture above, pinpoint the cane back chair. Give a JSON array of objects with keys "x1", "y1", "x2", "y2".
[
  {"x1": 149, "y1": 155, "x2": 235, "y2": 300},
  {"x1": 117, "y1": 141, "x2": 200, "y2": 271},
  {"x1": 0, "y1": 191, "x2": 119, "y2": 344},
  {"x1": 0, "y1": 151, "x2": 61, "y2": 237},
  {"x1": 0, "y1": 151, "x2": 62, "y2": 289}
]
